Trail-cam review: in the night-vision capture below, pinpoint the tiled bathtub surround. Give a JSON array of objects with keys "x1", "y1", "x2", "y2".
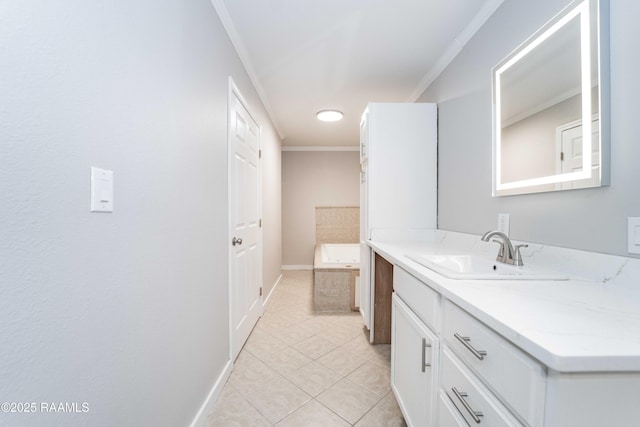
[
  {"x1": 313, "y1": 244, "x2": 360, "y2": 312},
  {"x1": 316, "y1": 207, "x2": 359, "y2": 244},
  {"x1": 314, "y1": 270, "x2": 353, "y2": 312},
  {"x1": 314, "y1": 206, "x2": 361, "y2": 312},
  {"x1": 206, "y1": 271, "x2": 406, "y2": 426}
]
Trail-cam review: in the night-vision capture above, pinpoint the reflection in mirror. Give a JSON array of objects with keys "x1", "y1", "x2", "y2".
[{"x1": 492, "y1": 0, "x2": 609, "y2": 196}]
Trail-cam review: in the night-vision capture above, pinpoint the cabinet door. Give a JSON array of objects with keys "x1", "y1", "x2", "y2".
[
  {"x1": 360, "y1": 110, "x2": 369, "y2": 163},
  {"x1": 392, "y1": 293, "x2": 439, "y2": 427},
  {"x1": 359, "y1": 244, "x2": 371, "y2": 331}
]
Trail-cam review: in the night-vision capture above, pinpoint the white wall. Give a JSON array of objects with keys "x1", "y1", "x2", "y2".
[
  {"x1": 0, "y1": 1, "x2": 281, "y2": 426},
  {"x1": 419, "y1": 0, "x2": 640, "y2": 257},
  {"x1": 282, "y1": 151, "x2": 360, "y2": 267}
]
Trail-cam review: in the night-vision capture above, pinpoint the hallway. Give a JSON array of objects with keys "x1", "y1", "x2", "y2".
[{"x1": 206, "y1": 271, "x2": 406, "y2": 426}]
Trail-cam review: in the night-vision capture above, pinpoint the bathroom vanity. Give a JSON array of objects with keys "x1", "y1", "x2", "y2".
[{"x1": 368, "y1": 233, "x2": 640, "y2": 426}]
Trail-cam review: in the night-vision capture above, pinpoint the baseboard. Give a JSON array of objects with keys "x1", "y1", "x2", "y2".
[
  {"x1": 188, "y1": 358, "x2": 233, "y2": 427},
  {"x1": 263, "y1": 273, "x2": 283, "y2": 308},
  {"x1": 281, "y1": 265, "x2": 313, "y2": 270}
]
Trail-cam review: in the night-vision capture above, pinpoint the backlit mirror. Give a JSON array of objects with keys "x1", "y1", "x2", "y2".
[{"x1": 492, "y1": 0, "x2": 609, "y2": 196}]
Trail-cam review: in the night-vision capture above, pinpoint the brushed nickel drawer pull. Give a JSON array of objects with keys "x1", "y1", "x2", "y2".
[
  {"x1": 422, "y1": 338, "x2": 431, "y2": 372},
  {"x1": 452, "y1": 387, "x2": 484, "y2": 424},
  {"x1": 454, "y1": 332, "x2": 487, "y2": 360}
]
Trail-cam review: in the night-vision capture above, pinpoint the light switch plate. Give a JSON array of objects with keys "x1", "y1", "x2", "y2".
[
  {"x1": 90, "y1": 167, "x2": 114, "y2": 212},
  {"x1": 628, "y1": 217, "x2": 640, "y2": 254},
  {"x1": 498, "y1": 213, "x2": 510, "y2": 236}
]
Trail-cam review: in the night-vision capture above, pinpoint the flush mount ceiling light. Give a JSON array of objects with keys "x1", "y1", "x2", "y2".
[{"x1": 316, "y1": 109, "x2": 344, "y2": 122}]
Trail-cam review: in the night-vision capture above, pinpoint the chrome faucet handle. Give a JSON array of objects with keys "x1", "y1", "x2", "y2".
[{"x1": 513, "y1": 244, "x2": 528, "y2": 266}]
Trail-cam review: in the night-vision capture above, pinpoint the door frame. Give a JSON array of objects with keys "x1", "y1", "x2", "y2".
[{"x1": 227, "y1": 76, "x2": 263, "y2": 361}]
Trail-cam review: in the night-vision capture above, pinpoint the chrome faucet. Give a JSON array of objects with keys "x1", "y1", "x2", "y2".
[{"x1": 481, "y1": 230, "x2": 528, "y2": 266}]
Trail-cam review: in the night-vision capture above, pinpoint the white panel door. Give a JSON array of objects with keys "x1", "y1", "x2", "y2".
[
  {"x1": 560, "y1": 118, "x2": 600, "y2": 189},
  {"x1": 229, "y1": 82, "x2": 262, "y2": 360}
]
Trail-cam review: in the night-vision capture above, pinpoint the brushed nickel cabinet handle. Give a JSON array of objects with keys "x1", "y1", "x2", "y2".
[
  {"x1": 452, "y1": 387, "x2": 483, "y2": 424},
  {"x1": 421, "y1": 338, "x2": 431, "y2": 372},
  {"x1": 454, "y1": 332, "x2": 487, "y2": 360}
]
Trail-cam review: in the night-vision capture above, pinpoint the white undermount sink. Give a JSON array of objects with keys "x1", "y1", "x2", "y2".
[{"x1": 406, "y1": 253, "x2": 568, "y2": 280}]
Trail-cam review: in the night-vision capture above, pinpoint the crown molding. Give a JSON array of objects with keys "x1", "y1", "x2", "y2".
[
  {"x1": 408, "y1": 0, "x2": 505, "y2": 102},
  {"x1": 210, "y1": 0, "x2": 285, "y2": 139}
]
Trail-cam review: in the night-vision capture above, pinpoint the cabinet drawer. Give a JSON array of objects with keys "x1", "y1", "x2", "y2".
[
  {"x1": 441, "y1": 347, "x2": 522, "y2": 427},
  {"x1": 393, "y1": 267, "x2": 439, "y2": 332},
  {"x1": 443, "y1": 300, "x2": 545, "y2": 426}
]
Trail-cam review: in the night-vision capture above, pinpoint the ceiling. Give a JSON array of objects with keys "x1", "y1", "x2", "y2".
[{"x1": 212, "y1": 0, "x2": 504, "y2": 147}]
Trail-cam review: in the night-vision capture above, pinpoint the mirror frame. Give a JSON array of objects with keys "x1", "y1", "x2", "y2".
[{"x1": 492, "y1": 0, "x2": 610, "y2": 196}]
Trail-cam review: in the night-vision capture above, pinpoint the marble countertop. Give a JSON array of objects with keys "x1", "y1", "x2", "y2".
[{"x1": 367, "y1": 238, "x2": 640, "y2": 372}]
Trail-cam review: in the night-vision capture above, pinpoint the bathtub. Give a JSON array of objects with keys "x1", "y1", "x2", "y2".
[
  {"x1": 313, "y1": 243, "x2": 360, "y2": 312},
  {"x1": 319, "y1": 243, "x2": 360, "y2": 267}
]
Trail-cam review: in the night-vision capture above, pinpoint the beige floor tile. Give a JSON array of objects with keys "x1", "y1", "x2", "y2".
[
  {"x1": 245, "y1": 376, "x2": 311, "y2": 423},
  {"x1": 205, "y1": 385, "x2": 271, "y2": 427},
  {"x1": 341, "y1": 333, "x2": 384, "y2": 361},
  {"x1": 269, "y1": 322, "x2": 318, "y2": 346},
  {"x1": 293, "y1": 334, "x2": 339, "y2": 359},
  {"x1": 244, "y1": 329, "x2": 288, "y2": 358},
  {"x1": 204, "y1": 270, "x2": 405, "y2": 426},
  {"x1": 257, "y1": 318, "x2": 297, "y2": 331},
  {"x1": 303, "y1": 315, "x2": 341, "y2": 332},
  {"x1": 338, "y1": 320, "x2": 369, "y2": 337},
  {"x1": 368, "y1": 343, "x2": 392, "y2": 368},
  {"x1": 281, "y1": 270, "x2": 313, "y2": 281},
  {"x1": 255, "y1": 346, "x2": 312, "y2": 375},
  {"x1": 228, "y1": 352, "x2": 281, "y2": 397},
  {"x1": 280, "y1": 307, "x2": 315, "y2": 323},
  {"x1": 343, "y1": 331, "x2": 378, "y2": 353},
  {"x1": 267, "y1": 294, "x2": 307, "y2": 313},
  {"x1": 317, "y1": 343, "x2": 371, "y2": 376},
  {"x1": 320, "y1": 326, "x2": 363, "y2": 345},
  {"x1": 258, "y1": 311, "x2": 300, "y2": 329},
  {"x1": 356, "y1": 391, "x2": 407, "y2": 427},
  {"x1": 347, "y1": 360, "x2": 392, "y2": 396},
  {"x1": 285, "y1": 361, "x2": 342, "y2": 397},
  {"x1": 276, "y1": 399, "x2": 350, "y2": 427},
  {"x1": 279, "y1": 284, "x2": 313, "y2": 299},
  {"x1": 316, "y1": 378, "x2": 382, "y2": 424}
]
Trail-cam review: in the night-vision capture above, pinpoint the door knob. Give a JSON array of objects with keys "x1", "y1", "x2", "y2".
[{"x1": 232, "y1": 237, "x2": 243, "y2": 246}]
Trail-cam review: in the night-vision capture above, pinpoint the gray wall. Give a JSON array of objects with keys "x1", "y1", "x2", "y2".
[
  {"x1": 0, "y1": 1, "x2": 281, "y2": 426},
  {"x1": 282, "y1": 151, "x2": 360, "y2": 267},
  {"x1": 419, "y1": 0, "x2": 640, "y2": 257},
  {"x1": 262, "y1": 126, "x2": 283, "y2": 297}
]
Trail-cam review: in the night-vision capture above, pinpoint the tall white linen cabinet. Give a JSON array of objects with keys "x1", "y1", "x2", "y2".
[{"x1": 359, "y1": 103, "x2": 438, "y2": 343}]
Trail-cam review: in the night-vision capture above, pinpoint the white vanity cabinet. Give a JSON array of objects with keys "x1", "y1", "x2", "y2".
[
  {"x1": 359, "y1": 102, "x2": 437, "y2": 342},
  {"x1": 391, "y1": 268, "x2": 440, "y2": 427},
  {"x1": 391, "y1": 263, "x2": 534, "y2": 426},
  {"x1": 440, "y1": 346, "x2": 523, "y2": 426},
  {"x1": 442, "y1": 300, "x2": 546, "y2": 426},
  {"x1": 372, "y1": 236, "x2": 640, "y2": 427}
]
